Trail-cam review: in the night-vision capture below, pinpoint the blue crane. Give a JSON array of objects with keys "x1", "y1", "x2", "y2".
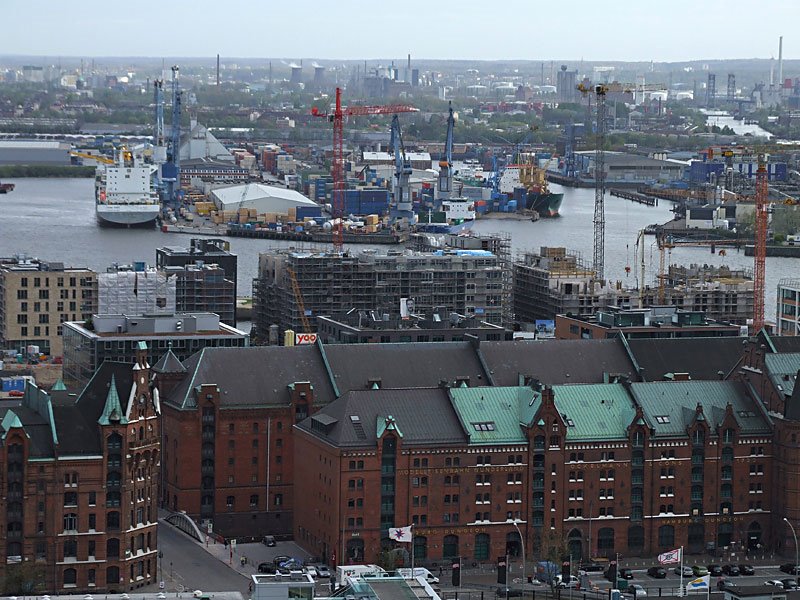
[
  {"x1": 437, "y1": 101, "x2": 455, "y2": 200},
  {"x1": 389, "y1": 115, "x2": 414, "y2": 222},
  {"x1": 162, "y1": 65, "x2": 182, "y2": 209}
]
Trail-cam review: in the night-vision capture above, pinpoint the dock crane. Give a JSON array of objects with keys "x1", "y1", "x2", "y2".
[
  {"x1": 390, "y1": 114, "x2": 414, "y2": 222},
  {"x1": 311, "y1": 88, "x2": 417, "y2": 251},
  {"x1": 438, "y1": 102, "x2": 455, "y2": 200}
]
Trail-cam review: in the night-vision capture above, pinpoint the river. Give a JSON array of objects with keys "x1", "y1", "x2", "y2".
[
  {"x1": 1, "y1": 177, "x2": 796, "y2": 321},
  {"x1": 702, "y1": 110, "x2": 774, "y2": 138}
]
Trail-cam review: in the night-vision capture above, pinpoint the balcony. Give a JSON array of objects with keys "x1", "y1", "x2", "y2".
[
  {"x1": 691, "y1": 454, "x2": 704, "y2": 465},
  {"x1": 631, "y1": 456, "x2": 644, "y2": 467},
  {"x1": 106, "y1": 480, "x2": 121, "y2": 489},
  {"x1": 631, "y1": 474, "x2": 643, "y2": 485},
  {"x1": 532, "y1": 480, "x2": 545, "y2": 490},
  {"x1": 201, "y1": 465, "x2": 215, "y2": 476},
  {"x1": 532, "y1": 461, "x2": 545, "y2": 471},
  {"x1": 380, "y1": 466, "x2": 395, "y2": 475},
  {"x1": 380, "y1": 485, "x2": 395, "y2": 494},
  {"x1": 533, "y1": 498, "x2": 545, "y2": 508}
]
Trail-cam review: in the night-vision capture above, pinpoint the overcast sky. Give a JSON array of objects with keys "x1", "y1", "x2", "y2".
[{"x1": 2, "y1": 0, "x2": 797, "y2": 62}]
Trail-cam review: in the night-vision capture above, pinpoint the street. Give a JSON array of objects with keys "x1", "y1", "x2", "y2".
[{"x1": 140, "y1": 521, "x2": 251, "y2": 595}]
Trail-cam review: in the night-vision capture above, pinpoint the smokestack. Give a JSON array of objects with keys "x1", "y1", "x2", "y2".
[
  {"x1": 407, "y1": 53, "x2": 411, "y2": 70},
  {"x1": 216, "y1": 54, "x2": 220, "y2": 86},
  {"x1": 779, "y1": 36, "x2": 784, "y2": 86}
]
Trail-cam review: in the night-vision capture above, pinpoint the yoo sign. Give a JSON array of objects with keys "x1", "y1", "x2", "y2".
[{"x1": 295, "y1": 332, "x2": 318, "y2": 345}]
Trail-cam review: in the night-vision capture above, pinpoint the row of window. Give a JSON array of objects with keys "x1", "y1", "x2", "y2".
[
  {"x1": 17, "y1": 276, "x2": 89, "y2": 288},
  {"x1": 225, "y1": 494, "x2": 281, "y2": 508}
]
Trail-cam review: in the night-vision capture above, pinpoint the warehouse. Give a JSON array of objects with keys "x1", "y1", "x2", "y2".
[
  {"x1": 0, "y1": 140, "x2": 71, "y2": 165},
  {"x1": 210, "y1": 183, "x2": 318, "y2": 215}
]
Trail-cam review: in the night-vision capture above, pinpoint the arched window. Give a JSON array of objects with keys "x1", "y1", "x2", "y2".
[
  {"x1": 63, "y1": 568, "x2": 77, "y2": 585},
  {"x1": 106, "y1": 538, "x2": 120, "y2": 558},
  {"x1": 628, "y1": 526, "x2": 644, "y2": 552},
  {"x1": 632, "y1": 430, "x2": 644, "y2": 447},
  {"x1": 692, "y1": 429, "x2": 705, "y2": 446},
  {"x1": 723, "y1": 428, "x2": 735, "y2": 443},
  {"x1": 658, "y1": 525, "x2": 675, "y2": 548},
  {"x1": 63, "y1": 512, "x2": 78, "y2": 531},
  {"x1": 534, "y1": 435, "x2": 545, "y2": 450},
  {"x1": 718, "y1": 523, "x2": 733, "y2": 548},
  {"x1": 474, "y1": 533, "x2": 490, "y2": 561},
  {"x1": 443, "y1": 534, "x2": 459, "y2": 559},
  {"x1": 568, "y1": 529, "x2": 584, "y2": 559},
  {"x1": 597, "y1": 528, "x2": 615, "y2": 552}
]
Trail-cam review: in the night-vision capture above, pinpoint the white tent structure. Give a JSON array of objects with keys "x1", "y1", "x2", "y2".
[{"x1": 211, "y1": 183, "x2": 318, "y2": 215}]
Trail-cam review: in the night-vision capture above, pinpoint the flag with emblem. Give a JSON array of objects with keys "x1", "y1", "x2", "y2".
[
  {"x1": 389, "y1": 525, "x2": 412, "y2": 543},
  {"x1": 658, "y1": 548, "x2": 682, "y2": 564}
]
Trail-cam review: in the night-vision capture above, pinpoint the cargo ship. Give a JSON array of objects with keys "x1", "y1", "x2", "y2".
[
  {"x1": 500, "y1": 162, "x2": 563, "y2": 217},
  {"x1": 415, "y1": 197, "x2": 476, "y2": 234},
  {"x1": 95, "y1": 148, "x2": 160, "y2": 227}
]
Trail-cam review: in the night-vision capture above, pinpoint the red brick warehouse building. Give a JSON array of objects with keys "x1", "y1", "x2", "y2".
[
  {"x1": 293, "y1": 379, "x2": 776, "y2": 565},
  {"x1": 0, "y1": 345, "x2": 159, "y2": 594}
]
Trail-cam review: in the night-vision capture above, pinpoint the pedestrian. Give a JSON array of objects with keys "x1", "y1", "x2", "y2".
[
  {"x1": 439, "y1": 566, "x2": 443, "y2": 578},
  {"x1": 224, "y1": 538, "x2": 228, "y2": 548}
]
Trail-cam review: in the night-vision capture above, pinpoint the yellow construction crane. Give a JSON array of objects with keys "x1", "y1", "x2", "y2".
[
  {"x1": 286, "y1": 267, "x2": 312, "y2": 334},
  {"x1": 70, "y1": 151, "x2": 115, "y2": 165}
]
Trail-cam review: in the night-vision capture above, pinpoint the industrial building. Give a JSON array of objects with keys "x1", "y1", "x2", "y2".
[
  {"x1": 0, "y1": 257, "x2": 97, "y2": 357},
  {"x1": 317, "y1": 308, "x2": 511, "y2": 344},
  {"x1": 362, "y1": 151, "x2": 432, "y2": 170},
  {"x1": 62, "y1": 312, "x2": 249, "y2": 387},
  {"x1": 777, "y1": 278, "x2": 800, "y2": 336},
  {"x1": 555, "y1": 306, "x2": 745, "y2": 340},
  {"x1": 178, "y1": 120, "x2": 233, "y2": 162},
  {"x1": 251, "y1": 249, "x2": 508, "y2": 343},
  {"x1": 513, "y1": 247, "x2": 754, "y2": 327},
  {"x1": 573, "y1": 151, "x2": 685, "y2": 184},
  {"x1": 0, "y1": 140, "x2": 72, "y2": 165},
  {"x1": 180, "y1": 158, "x2": 249, "y2": 185},
  {"x1": 0, "y1": 346, "x2": 159, "y2": 593},
  {"x1": 210, "y1": 183, "x2": 318, "y2": 216}
]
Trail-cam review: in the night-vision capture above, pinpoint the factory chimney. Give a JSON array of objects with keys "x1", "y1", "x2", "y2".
[
  {"x1": 407, "y1": 54, "x2": 411, "y2": 70},
  {"x1": 779, "y1": 36, "x2": 784, "y2": 86},
  {"x1": 216, "y1": 54, "x2": 220, "y2": 86}
]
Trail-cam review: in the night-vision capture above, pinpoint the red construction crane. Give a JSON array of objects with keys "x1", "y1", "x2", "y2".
[
  {"x1": 311, "y1": 87, "x2": 417, "y2": 251},
  {"x1": 753, "y1": 153, "x2": 769, "y2": 332}
]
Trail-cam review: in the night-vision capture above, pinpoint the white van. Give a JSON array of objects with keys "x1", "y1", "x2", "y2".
[{"x1": 397, "y1": 568, "x2": 440, "y2": 584}]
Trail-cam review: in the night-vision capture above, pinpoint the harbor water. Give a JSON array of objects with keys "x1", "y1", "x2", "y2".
[{"x1": 1, "y1": 177, "x2": 796, "y2": 322}]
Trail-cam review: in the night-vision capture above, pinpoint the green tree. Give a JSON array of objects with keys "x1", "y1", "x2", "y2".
[{"x1": 1, "y1": 561, "x2": 46, "y2": 594}]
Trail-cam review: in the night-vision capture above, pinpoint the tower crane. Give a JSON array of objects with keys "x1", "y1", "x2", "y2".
[
  {"x1": 70, "y1": 151, "x2": 115, "y2": 166},
  {"x1": 437, "y1": 101, "x2": 455, "y2": 200},
  {"x1": 753, "y1": 153, "x2": 768, "y2": 331},
  {"x1": 390, "y1": 115, "x2": 414, "y2": 222},
  {"x1": 287, "y1": 267, "x2": 312, "y2": 334},
  {"x1": 311, "y1": 88, "x2": 417, "y2": 251}
]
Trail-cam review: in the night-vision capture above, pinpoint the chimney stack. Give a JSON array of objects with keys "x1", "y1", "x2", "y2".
[
  {"x1": 216, "y1": 54, "x2": 220, "y2": 86},
  {"x1": 779, "y1": 36, "x2": 784, "y2": 86}
]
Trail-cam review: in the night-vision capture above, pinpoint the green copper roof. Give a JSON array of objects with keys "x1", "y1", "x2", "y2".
[
  {"x1": 631, "y1": 381, "x2": 770, "y2": 437},
  {"x1": 552, "y1": 383, "x2": 637, "y2": 441},
  {"x1": 1, "y1": 409, "x2": 25, "y2": 438},
  {"x1": 765, "y1": 353, "x2": 800, "y2": 398},
  {"x1": 51, "y1": 379, "x2": 67, "y2": 391},
  {"x1": 449, "y1": 387, "x2": 536, "y2": 445},
  {"x1": 98, "y1": 374, "x2": 128, "y2": 426},
  {"x1": 377, "y1": 415, "x2": 404, "y2": 439}
]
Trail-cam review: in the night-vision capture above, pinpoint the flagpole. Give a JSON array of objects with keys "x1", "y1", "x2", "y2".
[
  {"x1": 679, "y1": 546, "x2": 684, "y2": 598},
  {"x1": 411, "y1": 525, "x2": 415, "y2": 572}
]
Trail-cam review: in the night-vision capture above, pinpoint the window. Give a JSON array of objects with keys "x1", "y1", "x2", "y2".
[
  {"x1": 64, "y1": 491, "x2": 78, "y2": 506},
  {"x1": 250, "y1": 495, "x2": 259, "y2": 507},
  {"x1": 63, "y1": 513, "x2": 78, "y2": 532},
  {"x1": 226, "y1": 496, "x2": 235, "y2": 508},
  {"x1": 64, "y1": 539, "x2": 78, "y2": 559},
  {"x1": 88, "y1": 491, "x2": 96, "y2": 505},
  {"x1": 89, "y1": 513, "x2": 96, "y2": 530},
  {"x1": 472, "y1": 422, "x2": 496, "y2": 431},
  {"x1": 658, "y1": 525, "x2": 675, "y2": 548},
  {"x1": 275, "y1": 494, "x2": 283, "y2": 506},
  {"x1": 63, "y1": 567, "x2": 77, "y2": 586}
]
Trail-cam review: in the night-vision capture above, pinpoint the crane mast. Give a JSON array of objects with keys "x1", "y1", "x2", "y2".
[
  {"x1": 390, "y1": 115, "x2": 413, "y2": 222},
  {"x1": 753, "y1": 153, "x2": 768, "y2": 331},
  {"x1": 438, "y1": 101, "x2": 454, "y2": 199},
  {"x1": 593, "y1": 85, "x2": 607, "y2": 281}
]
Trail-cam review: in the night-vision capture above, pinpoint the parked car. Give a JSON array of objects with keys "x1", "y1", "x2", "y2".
[
  {"x1": 647, "y1": 567, "x2": 667, "y2": 579},
  {"x1": 707, "y1": 565, "x2": 723, "y2": 577},
  {"x1": 305, "y1": 565, "x2": 319, "y2": 578},
  {"x1": 497, "y1": 587, "x2": 523, "y2": 598},
  {"x1": 765, "y1": 580, "x2": 785, "y2": 587},
  {"x1": 619, "y1": 568, "x2": 635, "y2": 580},
  {"x1": 722, "y1": 565, "x2": 740, "y2": 576},
  {"x1": 692, "y1": 565, "x2": 709, "y2": 577},
  {"x1": 316, "y1": 565, "x2": 332, "y2": 578},
  {"x1": 675, "y1": 566, "x2": 694, "y2": 577},
  {"x1": 780, "y1": 564, "x2": 800, "y2": 575},
  {"x1": 262, "y1": 535, "x2": 276, "y2": 547},
  {"x1": 738, "y1": 565, "x2": 755, "y2": 576},
  {"x1": 717, "y1": 579, "x2": 737, "y2": 591},
  {"x1": 583, "y1": 562, "x2": 606, "y2": 573},
  {"x1": 627, "y1": 584, "x2": 647, "y2": 598},
  {"x1": 273, "y1": 555, "x2": 292, "y2": 567},
  {"x1": 258, "y1": 563, "x2": 276, "y2": 574},
  {"x1": 782, "y1": 579, "x2": 799, "y2": 590}
]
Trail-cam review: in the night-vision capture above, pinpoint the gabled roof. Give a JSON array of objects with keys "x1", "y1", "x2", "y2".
[
  {"x1": 630, "y1": 381, "x2": 770, "y2": 437},
  {"x1": 479, "y1": 339, "x2": 637, "y2": 386},
  {"x1": 153, "y1": 347, "x2": 186, "y2": 374},
  {"x1": 164, "y1": 345, "x2": 335, "y2": 410},
  {"x1": 552, "y1": 383, "x2": 637, "y2": 441},
  {"x1": 322, "y1": 342, "x2": 490, "y2": 393},
  {"x1": 0, "y1": 405, "x2": 54, "y2": 457},
  {"x1": 296, "y1": 388, "x2": 467, "y2": 448},
  {"x1": 769, "y1": 335, "x2": 800, "y2": 353},
  {"x1": 626, "y1": 337, "x2": 746, "y2": 381},
  {"x1": 765, "y1": 353, "x2": 800, "y2": 398},
  {"x1": 1, "y1": 409, "x2": 25, "y2": 436},
  {"x1": 449, "y1": 387, "x2": 534, "y2": 444}
]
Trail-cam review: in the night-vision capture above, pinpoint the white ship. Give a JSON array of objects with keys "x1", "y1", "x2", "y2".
[{"x1": 95, "y1": 148, "x2": 160, "y2": 227}]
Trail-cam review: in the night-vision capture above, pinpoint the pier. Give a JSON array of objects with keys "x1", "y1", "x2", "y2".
[{"x1": 609, "y1": 188, "x2": 658, "y2": 206}]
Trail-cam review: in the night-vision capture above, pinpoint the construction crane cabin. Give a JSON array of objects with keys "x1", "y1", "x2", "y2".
[{"x1": 312, "y1": 88, "x2": 417, "y2": 252}]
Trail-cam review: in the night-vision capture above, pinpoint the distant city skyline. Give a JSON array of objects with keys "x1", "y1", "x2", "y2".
[{"x1": 2, "y1": 0, "x2": 798, "y2": 63}]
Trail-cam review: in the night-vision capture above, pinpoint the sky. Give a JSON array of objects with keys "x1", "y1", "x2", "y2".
[{"x1": 2, "y1": 0, "x2": 798, "y2": 63}]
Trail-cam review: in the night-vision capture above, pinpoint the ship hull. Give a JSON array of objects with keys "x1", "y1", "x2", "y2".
[
  {"x1": 415, "y1": 220, "x2": 475, "y2": 234},
  {"x1": 526, "y1": 192, "x2": 564, "y2": 217},
  {"x1": 96, "y1": 204, "x2": 160, "y2": 227}
]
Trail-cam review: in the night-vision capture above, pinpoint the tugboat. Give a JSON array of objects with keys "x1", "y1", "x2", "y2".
[{"x1": 0, "y1": 181, "x2": 14, "y2": 194}]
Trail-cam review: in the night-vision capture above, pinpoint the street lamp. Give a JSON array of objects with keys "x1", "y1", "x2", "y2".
[
  {"x1": 784, "y1": 518, "x2": 798, "y2": 582},
  {"x1": 512, "y1": 520, "x2": 526, "y2": 597}
]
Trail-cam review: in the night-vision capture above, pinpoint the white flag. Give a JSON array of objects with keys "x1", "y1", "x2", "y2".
[
  {"x1": 686, "y1": 575, "x2": 710, "y2": 593},
  {"x1": 389, "y1": 525, "x2": 413, "y2": 543},
  {"x1": 658, "y1": 548, "x2": 682, "y2": 564}
]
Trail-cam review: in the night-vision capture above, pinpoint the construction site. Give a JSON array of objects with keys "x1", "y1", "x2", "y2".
[
  {"x1": 251, "y1": 245, "x2": 510, "y2": 344},
  {"x1": 513, "y1": 246, "x2": 755, "y2": 326}
]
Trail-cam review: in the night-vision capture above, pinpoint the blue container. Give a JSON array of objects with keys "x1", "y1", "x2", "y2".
[
  {"x1": 1, "y1": 377, "x2": 25, "y2": 392},
  {"x1": 507, "y1": 200, "x2": 518, "y2": 211}
]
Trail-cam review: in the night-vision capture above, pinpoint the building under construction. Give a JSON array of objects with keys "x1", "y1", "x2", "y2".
[
  {"x1": 513, "y1": 247, "x2": 754, "y2": 327},
  {"x1": 252, "y1": 248, "x2": 507, "y2": 343}
]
